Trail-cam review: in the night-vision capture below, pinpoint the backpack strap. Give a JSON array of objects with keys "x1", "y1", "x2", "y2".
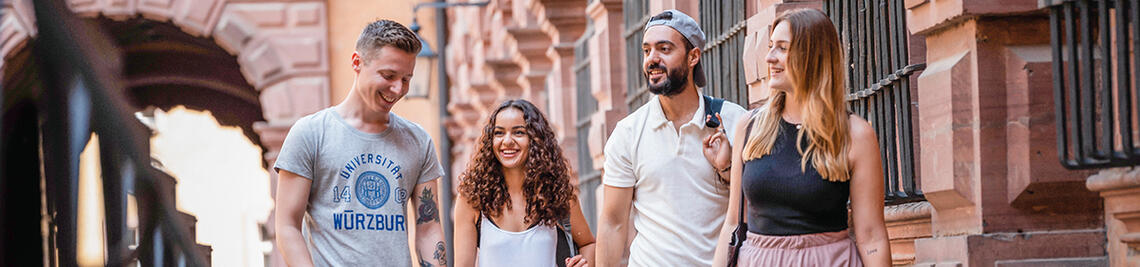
[
  {"x1": 475, "y1": 210, "x2": 481, "y2": 248},
  {"x1": 555, "y1": 216, "x2": 576, "y2": 267},
  {"x1": 703, "y1": 94, "x2": 725, "y2": 128},
  {"x1": 738, "y1": 108, "x2": 759, "y2": 227},
  {"x1": 559, "y1": 217, "x2": 572, "y2": 237}
]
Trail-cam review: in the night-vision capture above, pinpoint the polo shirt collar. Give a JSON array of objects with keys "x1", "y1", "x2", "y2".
[{"x1": 647, "y1": 91, "x2": 709, "y2": 129}]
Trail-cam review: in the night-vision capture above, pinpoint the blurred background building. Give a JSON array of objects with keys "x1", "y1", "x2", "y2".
[{"x1": 3, "y1": 0, "x2": 1139, "y2": 266}]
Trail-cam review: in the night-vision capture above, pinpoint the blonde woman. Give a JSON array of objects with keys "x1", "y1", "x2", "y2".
[{"x1": 710, "y1": 8, "x2": 890, "y2": 267}]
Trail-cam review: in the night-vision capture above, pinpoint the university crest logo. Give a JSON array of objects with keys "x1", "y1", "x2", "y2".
[{"x1": 355, "y1": 171, "x2": 390, "y2": 209}]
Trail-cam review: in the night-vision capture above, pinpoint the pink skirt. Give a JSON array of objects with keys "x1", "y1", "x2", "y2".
[{"x1": 736, "y1": 230, "x2": 863, "y2": 267}]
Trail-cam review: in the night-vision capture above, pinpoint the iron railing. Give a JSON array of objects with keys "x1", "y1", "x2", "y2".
[
  {"x1": 824, "y1": 0, "x2": 925, "y2": 204},
  {"x1": 574, "y1": 23, "x2": 600, "y2": 233},
  {"x1": 1044, "y1": 0, "x2": 1140, "y2": 169},
  {"x1": 623, "y1": 0, "x2": 652, "y2": 110},
  {"x1": 0, "y1": 0, "x2": 207, "y2": 265},
  {"x1": 698, "y1": 0, "x2": 748, "y2": 105}
]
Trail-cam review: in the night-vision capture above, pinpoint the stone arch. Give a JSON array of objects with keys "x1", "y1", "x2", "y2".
[{"x1": 0, "y1": 0, "x2": 331, "y2": 164}]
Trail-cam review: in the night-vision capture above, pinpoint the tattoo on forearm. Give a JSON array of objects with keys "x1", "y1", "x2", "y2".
[
  {"x1": 433, "y1": 241, "x2": 447, "y2": 266},
  {"x1": 419, "y1": 256, "x2": 433, "y2": 267},
  {"x1": 867, "y1": 248, "x2": 878, "y2": 255},
  {"x1": 417, "y1": 188, "x2": 439, "y2": 224}
]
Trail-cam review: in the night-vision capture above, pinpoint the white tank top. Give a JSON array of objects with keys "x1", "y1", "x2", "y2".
[{"x1": 477, "y1": 214, "x2": 558, "y2": 267}]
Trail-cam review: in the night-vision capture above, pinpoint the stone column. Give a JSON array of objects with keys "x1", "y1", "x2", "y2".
[
  {"x1": 584, "y1": 0, "x2": 624, "y2": 222},
  {"x1": 585, "y1": 0, "x2": 625, "y2": 175},
  {"x1": 907, "y1": 0, "x2": 1105, "y2": 265},
  {"x1": 1087, "y1": 169, "x2": 1140, "y2": 266},
  {"x1": 535, "y1": 0, "x2": 587, "y2": 178}
]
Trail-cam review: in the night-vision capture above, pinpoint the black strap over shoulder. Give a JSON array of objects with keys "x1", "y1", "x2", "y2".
[
  {"x1": 555, "y1": 217, "x2": 576, "y2": 267},
  {"x1": 727, "y1": 109, "x2": 758, "y2": 266},
  {"x1": 476, "y1": 211, "x2": 481, "y2": 248},
  {"x1": 727, "y1": 109, "x2": 760, "y2": 267},
  {"x1": 739, "y1": 109, "x2": 757, "y2": 224},
  {"x1": 704, "y1": 94, "x2": 725, "y2": 128}
]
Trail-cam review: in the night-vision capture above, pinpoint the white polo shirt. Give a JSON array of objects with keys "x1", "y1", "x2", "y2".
[{"x1": 603, "y1": 93, "x2": 746, "y2": 267}]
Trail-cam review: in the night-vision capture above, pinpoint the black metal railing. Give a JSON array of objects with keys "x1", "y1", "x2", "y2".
[
  {"x1": 623, "y1": 0, "x2": 651, "y2": 110},
  {"x1": 1045, "y1": 0, "x2": 1140, "y2": 169},
  {"x1": 0, "y1": 0, "x2": 207, "y2": 265},
  {"x1": 699, "y1": 0, "x2": 748, "y2": 105},
  {"x1": 574, "y1": 23, "x2": 600, "y2": 233},
  {"x1": 824, "y1": 0, "x2": 924, "y2": 204}
]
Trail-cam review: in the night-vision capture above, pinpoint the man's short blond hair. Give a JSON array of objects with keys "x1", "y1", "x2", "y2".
[{"x1": 356, "y1": 19, "x2": 421, "y2": 61}]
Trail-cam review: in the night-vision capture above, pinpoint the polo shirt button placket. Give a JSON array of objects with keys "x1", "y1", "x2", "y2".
[
  {"x1": 674, "y1": 136, "x2": 681, "y2": 154},
  {"x1": 676, "y1": 126, "x2": 685, "y2": 155}
]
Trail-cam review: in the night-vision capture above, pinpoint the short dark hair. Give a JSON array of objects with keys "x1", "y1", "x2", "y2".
[{"x1": 356, "y1": 19, "x2": 422, "y2": 60}]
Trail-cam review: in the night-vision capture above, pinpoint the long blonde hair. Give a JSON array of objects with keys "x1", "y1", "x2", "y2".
[{"x1": 743, "y1": 9, "x2": 851, "y2": 182}]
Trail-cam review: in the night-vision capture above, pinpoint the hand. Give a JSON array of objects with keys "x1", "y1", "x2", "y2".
[
  {"x1": 566, "y1": 255, "x2": 589, "y2": 267},
  {"x1": 703, "y1": 113, "x2": 731, "y2": 176}
]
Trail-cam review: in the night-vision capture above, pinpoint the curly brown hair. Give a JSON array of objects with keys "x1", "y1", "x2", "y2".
[{"x1": 458, "y1": 99, "x2": 576, "y2": 227}]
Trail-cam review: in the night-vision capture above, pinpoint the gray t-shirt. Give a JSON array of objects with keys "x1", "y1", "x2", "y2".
[{"x1": 274, "y1": 107, "x2": 444, "y2": 266}]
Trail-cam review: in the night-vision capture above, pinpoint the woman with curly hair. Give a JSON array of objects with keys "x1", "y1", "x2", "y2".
[{"x1": 453, "y1": 99, "x2": 596, "y2": 267}]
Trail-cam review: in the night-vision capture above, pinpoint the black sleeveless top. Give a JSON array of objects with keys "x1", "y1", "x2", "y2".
[{"x1": 742, "y1": 118, "x2": 850, "y2": 236}]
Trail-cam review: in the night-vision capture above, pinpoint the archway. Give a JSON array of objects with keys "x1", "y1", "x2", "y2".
[
  {"x1": 1, "y1": 1, "x2": 332, "y2": 265},
  {"x1": 2, "y1": 0, "x2": 332, "y2": 163},
  {"x1": 105, "y1": 17, "x2": 266, "y2": 148}
]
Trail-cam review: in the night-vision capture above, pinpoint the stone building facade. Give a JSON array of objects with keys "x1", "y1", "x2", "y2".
[
  {"x1": 442, "y1": 0, "x2": 1139, "y2": 266},
  {"x1": 6, "y1": 0, "x2": 1140, "y2": 265}
]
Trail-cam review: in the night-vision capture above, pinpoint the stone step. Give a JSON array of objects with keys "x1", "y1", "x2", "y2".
[{"x1": 993, "y1": 256, "x2": 1107, "y2": 267}]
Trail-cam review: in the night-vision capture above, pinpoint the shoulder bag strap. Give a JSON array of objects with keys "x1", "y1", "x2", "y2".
[
  {"x1": 555, "y1": 216, "x2": 576, "y2": 267},
  {"x1": 703, "y1": 94, "x2": 725, "y2": 128},
  {"x1": 739, "y1": 109, "x2": 758, "y2": 225},
  {"x1": 476, "y1": 210, "x2": 481, "y2": 248}
]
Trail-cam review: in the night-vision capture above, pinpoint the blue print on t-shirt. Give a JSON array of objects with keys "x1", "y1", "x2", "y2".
[{"x1": 355, "y1": 171, "x2": 390, "y2": 209}]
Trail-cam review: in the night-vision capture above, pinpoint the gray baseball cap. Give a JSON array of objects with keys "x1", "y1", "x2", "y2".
[{"x1": 645, "y1": 9, "x2": 707, "y2": 87}]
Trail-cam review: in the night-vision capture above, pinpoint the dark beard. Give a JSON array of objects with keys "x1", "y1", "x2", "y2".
[{"x1": 645, "y1": 62, "x2": 689, "y2": 97}]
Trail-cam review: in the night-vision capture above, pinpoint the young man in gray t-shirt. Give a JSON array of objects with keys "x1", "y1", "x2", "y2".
[{"x1": 274, "y1": 19, "x2": 447, "y2": 267}]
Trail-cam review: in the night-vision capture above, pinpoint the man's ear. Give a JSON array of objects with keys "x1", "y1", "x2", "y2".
[
  {"x1": 352, "y1": 51, "x2": 363, "y2": 73},
  {"x1": 688, "y1": 48, "x2": 701, "y2": 68}
]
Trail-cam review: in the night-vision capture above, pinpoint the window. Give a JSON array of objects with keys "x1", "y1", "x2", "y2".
[
  {"x1": 824, "y1": 0, "x2": 925, "y2": 204},
  {"x1": 623, "y1": 0, "x2": 652, "y2": 111},
  {"x1": 1046, "y1": 0, "x2": 1140, "y2": 169},
  {"x1": 698, "y1": 0, "x2": 748, "y2": 105},
  {"x1": 574, "y1": 23, "x2": 600, "y2": 233}
]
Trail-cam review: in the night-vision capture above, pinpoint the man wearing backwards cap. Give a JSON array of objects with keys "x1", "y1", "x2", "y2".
[{"x1": 597, "y1": 9, "x2": 746, "y2": 267}]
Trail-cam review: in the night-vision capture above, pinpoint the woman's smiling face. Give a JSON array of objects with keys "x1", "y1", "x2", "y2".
[{"x1": 492, "y1": 107, "x2": 530, "y2": 170}]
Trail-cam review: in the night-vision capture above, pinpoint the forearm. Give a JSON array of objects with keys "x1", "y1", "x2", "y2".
[
  {"x1": 413, "y1": 181, "x2": 446, "y2": 266},
  {"x1": 855, "y1": 229, "x2": 891, "y2": 267},
  {"x1": 275, "y1": 223, "x2": 314, "y2": 267},
  {"x1": 595, "y1": 221, "x2": 629, "y2": 267},
  {"x1": 710, "y1": 223, "x2": 736, "y2": 267},
  {"x1": 415, "y1": 221, "x2": 447, "y2": 267},
  {"x1": 580, "y1": 243, "x2": 596, "y2": 266}
]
